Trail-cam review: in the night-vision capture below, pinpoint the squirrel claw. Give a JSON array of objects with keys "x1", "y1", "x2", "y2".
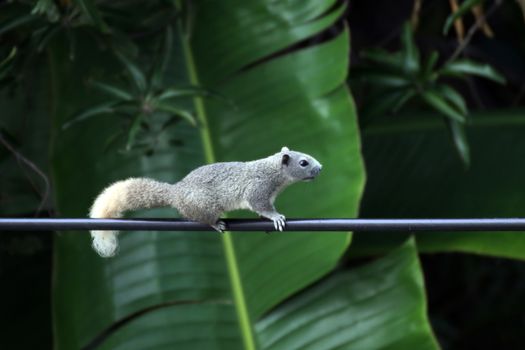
[
  {"x1": 212, "y1": 220, "x2": 227, "y2": 233},
  {"x1": 272, "y1": 215, "x2": 286, "y2": 232}
]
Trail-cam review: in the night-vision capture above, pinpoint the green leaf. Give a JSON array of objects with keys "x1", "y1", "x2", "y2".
[
  {"x1": 35, "y1": 25, "x2": 61, "y2": 52},
  {"x1": 440, "y1": 59, "x2": 506, "y2": 84},
  {"x1": 0, "y1": 47, "x2": 17, "y2": 68},
  {"x1": 31, "y1": 0, "x2": 60, "y2": 22},
  {"x1": 154, "y1": 102, "x2": 196, "y2": 126},
  {"x1": 447, "y1": 119, "x2": 470, "y2": 166},
  {"x1": 420, "y1": 89, "x2": 466, "y2": 122},
  {"x1": 393, "y1": 88, "x2": 417, "y2": 112},
  {"x1": 436, "y1": 84, "x2": 468, "y2": 115},
  {"x1": 90, "y1": 80, "x2": 134, "y2": 101},
  {"x1": 72, "y1": 0, "x2": 110, "y2": 33},
  {"x1": 257, "y1": 238, "x2": 439, "y2": 350},
  {"x1": 0, "y1": 47, "x2": 17, "y2": 80},
  {"x1": 157, "y1": 87, "x2": 211, "y2": 100},
  {"x1": 150, "y1": 25, "x2": 173, "y2": 90},
  {"x1": 443, "y1": 0, "x2": 484, "y2": 35},
  {"x1": 114, "y1": 51, "x2": 147, "y2": 93},
  {"x1": 422, "y1": 51, "x2": 439, "y2": 80},
  {"x1": 356, "y1": 70, "x2": 411, "y2": 88},
  {"x1": 361, "y1": 89, "x2": 415, "y2": 118},
  {"x1": 0, "y1": 14, "x2": 38, "y2": 36},
  {"x1": 355, "y1": 109, "x2": 525, "y2": 259},
  {"x1": 401, "y1": 22, "x2": 420, "y2": 73},
  {"x1": 360, "y1": 48, "x2": 404, "y2": 69},
  {"x1": 125, "y1": 114, "x2": 143, "y2": 151},
  {"x1": 62, "y1": 101, "x2": 121, "y2": 129},
  {"x1": 50, "y1": 1, "x2": 365, "y2": 348}
]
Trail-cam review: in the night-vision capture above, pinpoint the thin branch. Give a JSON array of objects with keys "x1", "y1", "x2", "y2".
[
  {"x1": 447, "y1": 0, "x2": 503, "y2": 63},
  {"x1": 410, "y1": 0, "x2": 422, "y2": 29},
  {"x1": 0, "y1": 132, "x2": 51, "y2": 216},
  {"x1": 4, "y1": 218, "x2": 525, "y2": 232}
]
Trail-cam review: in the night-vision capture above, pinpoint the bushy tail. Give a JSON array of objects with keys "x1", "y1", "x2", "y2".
[{"x1": 89, "y1": 178, "x2": 174, "y2": 257}]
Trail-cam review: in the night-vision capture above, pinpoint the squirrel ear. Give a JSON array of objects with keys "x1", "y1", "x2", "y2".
[
  {"x1": 281, "y1": 146, "x2": 290, "y2": 153},
  {"x1": 281, "y1": 153, "x2": 290, "y2": 166}
]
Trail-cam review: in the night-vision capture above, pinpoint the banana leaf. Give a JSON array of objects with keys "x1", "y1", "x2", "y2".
[
  {"x1": 51, "y1": 1, "x2": 365, "y2": 349},
  {"x1": 354, "y1": 110, "x2": 525, "y2": 259}
]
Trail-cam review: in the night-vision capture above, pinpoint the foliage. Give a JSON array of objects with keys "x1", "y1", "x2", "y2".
[
  {"x1": 351, "y1": 22, "x2": 504, "y2": 165},
  {"x1": 50, "y1": 0, "x2": 367, "y2": 349},
  {"x1": 62, "y1": 26, "x2": 211, "y2": 153},
  {"x1": 1, "y1": 0, "x2": 525, "y2": 349}
]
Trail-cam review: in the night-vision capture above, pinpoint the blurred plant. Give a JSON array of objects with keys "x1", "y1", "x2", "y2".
[
  {"x1": 0, "y1": 0, "x2": 110, "y2": 56},
  {"x1": 443, "y1": 0, "x2": 495, "y2": 37},
  {"x1": 0, "y1": 47, "x2": 17, "y2": 83},
  {"x1": 63, "y1": 26, "x2": 221, "y2": 153},
  {"x1": 351, "y1": 22, "x2": 505, "y2": 165},
  {"x1": 0, "y1": 0, "x2": 179, "y2": 77}
]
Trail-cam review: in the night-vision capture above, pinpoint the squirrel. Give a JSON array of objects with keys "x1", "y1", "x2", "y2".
[{"x1": 89, "y1": 147, "x2": 322, "y2": 257}]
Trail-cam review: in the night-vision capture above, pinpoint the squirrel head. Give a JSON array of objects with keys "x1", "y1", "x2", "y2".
[{"x1": 279, "y1": 146, "x2": 322, "y2": 182}]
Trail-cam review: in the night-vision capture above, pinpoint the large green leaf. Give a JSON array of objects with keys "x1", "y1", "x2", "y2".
[
  {"x1": 353, "y1": 109, "x2": 525, "y2": 259},
  {"x1": 256, "y1": 238, "x2": 439, "y2": 350},
  {"x1": 51, "y1": 1, "x2": 364, "y2": 349}
]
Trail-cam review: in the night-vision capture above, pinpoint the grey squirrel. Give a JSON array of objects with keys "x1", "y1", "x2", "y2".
[{"x1": 89, "y1": 146, "x2": 322, "y2": 257}]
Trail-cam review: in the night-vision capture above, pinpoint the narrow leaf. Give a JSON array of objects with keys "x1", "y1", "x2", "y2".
[
  {"x1": 362, "y1": 89, "x2": 413, "y2": 118},
  {"x1": 440, "y1": 59, "x2": 506, "y2": 84},
  {"x1": 62, "y1": 101, "x2": 120, "y2": 129},
  {"x1": 360, "y1": 71, "x2": 410, "y2": 88},
  {"x1": 36, "y1": 26, "x2": 61, "y2": 52},
  {"x1": 151, "y1": 26, "x2": 173, "y2": 90},
  {"x1": 401, "y1": 22, "x2": 420, "y2": 73},
  {"x1": 157, "y1": 86, "x2": 219, "y2": 100},
  {"x1": 0, "y1": 47, "x2": 17, "y2": 79},
  {"x1": 436, "y1": 84, "x2": 468, "y2": 115},
  {"x1": 0, "y1": 14, "x2": 38, "y2": 36},
  {"x1": 72, "y1": 0, "x2": 110, "y2": 33},
  {"x1": 447, "y1": 119, "x2": 470, "y2": 166},
  {"x1": 422, "y1": 51, "x2": 439, "y2": 80},
  {"x1": 361, "y1": 48, "x2": 404, "y2": 70},
  {"x1": 421, "y1": 89, "x2": 466, "y2": 122},
  {"x1": 90, "y1": 80, "x2": 134, "y2": 101},
  {"x1": 155, "y1": 103, "x2": 197, "y2": 126},
  {"x1": 114, "y1": 51, "x2": 147, "y2": 92},
  {"x1": 158, "y1": 86, "x2": 235, "y2": 108},
  {"x1": 126, "y1": 114, "x2": 144, "y2": 151},
  {"x1": 443, "y1": 0, "x2": 484, "y2": 35},
  {"x1": 0, "y1": 48, "x2": 17, "y2": 69},
  {"x1": 31, "y1": 0, "x2": 60, "y2": 22},
  {"x1": 393, "y1": 88, "x2": 417, "y2": 112}
]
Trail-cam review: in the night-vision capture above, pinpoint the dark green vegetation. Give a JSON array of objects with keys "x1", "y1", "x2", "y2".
[{"x1": 1, "y1": 0, "x2": 525, "y2": 349}]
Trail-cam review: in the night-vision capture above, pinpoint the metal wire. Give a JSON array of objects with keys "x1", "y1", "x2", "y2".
[{"x1": 2, "y1": 218, "x2": 525, "y2": 232}]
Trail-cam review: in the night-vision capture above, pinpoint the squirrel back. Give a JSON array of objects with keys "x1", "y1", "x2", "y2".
[{"x1": 89, "y1": 147, "x2": 322, "y2": 257}]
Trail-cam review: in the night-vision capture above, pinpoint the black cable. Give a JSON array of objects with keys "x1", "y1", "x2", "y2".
[{"x1": 2, "y1": 218, "x2": 525, "y2": 232}]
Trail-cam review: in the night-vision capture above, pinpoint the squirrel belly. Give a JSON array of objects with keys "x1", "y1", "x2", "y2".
[{"x1": 89, "y1": 178, "x2": 175, "y2": 257}]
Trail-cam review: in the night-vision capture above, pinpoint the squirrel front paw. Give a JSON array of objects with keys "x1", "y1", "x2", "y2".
[{"x1": 271, "y1": 214, "x2": 286, "y2": 232}]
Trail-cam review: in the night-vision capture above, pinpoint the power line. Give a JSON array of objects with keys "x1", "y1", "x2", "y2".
[{"x1": 2, "y1": 218, "x2": 525, "y2": 232}]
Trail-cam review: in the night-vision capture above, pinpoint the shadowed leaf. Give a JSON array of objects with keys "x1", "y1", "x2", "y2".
[
  {"x1": 440, "y1": 59, "x2": 505, "y2": 84},
  {"x1": 421, "y1": 89, "x2": 466, "y2": 122}
]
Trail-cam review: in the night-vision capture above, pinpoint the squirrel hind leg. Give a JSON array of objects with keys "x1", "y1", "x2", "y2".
[{"x1": 211, "y1": 220, "x2": 227, "y2": 233}]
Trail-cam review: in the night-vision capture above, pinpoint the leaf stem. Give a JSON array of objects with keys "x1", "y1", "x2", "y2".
[{"x1": 176, "y1": 6, "x2": 257, "y2": 350}]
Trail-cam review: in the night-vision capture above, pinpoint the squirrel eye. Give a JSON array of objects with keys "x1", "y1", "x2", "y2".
[{"x1": 299, "y1": 160, "x2": 309, "y2": 167}]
